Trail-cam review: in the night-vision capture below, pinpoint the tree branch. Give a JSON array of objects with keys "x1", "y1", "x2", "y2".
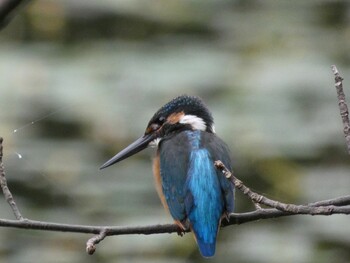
[
  {"x1": 0, "y1": 195, "x2": 348, "y2": 235},
  {"x1": 0, "y1": 137, "x2": 24, "y2": 220},
  {"x1": 214, "y1": 160, "x2": 350, "y2": 215},
  {"x1": 0, "y1": 65, "x2": 349, "y2": 255},
  {"x1": 86, "y1": 229, "x2": 108, "y2": 255},
  {"x1": 331, "y1": 65, "x2": 350, "y2": 154}
]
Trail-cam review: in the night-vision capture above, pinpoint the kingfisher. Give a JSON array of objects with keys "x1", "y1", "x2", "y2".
[{"x1": 100, "y1": 95, "x2": 234, "y2": 257}]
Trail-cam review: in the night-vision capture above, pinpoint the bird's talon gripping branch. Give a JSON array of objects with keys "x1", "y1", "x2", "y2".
[{"x1": 176, "y1": 228, "x2": 185, "y2": 237}]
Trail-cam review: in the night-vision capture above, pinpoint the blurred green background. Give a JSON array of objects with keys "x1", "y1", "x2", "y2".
[{"x1": 1, "y1": 0, "x2": 350, "y2": 262}]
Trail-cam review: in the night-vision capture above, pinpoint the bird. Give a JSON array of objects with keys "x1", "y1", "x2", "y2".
[{"x1": 100, "y1": 95, "x2": 234, "y2": 257}]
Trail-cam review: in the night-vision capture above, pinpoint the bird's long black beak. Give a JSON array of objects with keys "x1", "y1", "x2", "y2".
[{"x1": 100, "y1": 134, "x2": 155, "y2": 170}]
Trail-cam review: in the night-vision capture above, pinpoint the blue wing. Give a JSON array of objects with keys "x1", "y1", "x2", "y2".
[
  {"x1": 159, "y1": 130, "x2": 234, "y2": 257},
  {"x1": 186, "y1": 131, "x2": 234, "y2": 257},
  {"x1": 202, "y1": 132, "x2": 235, "y2": 213},
  {"x1": 159, "y1": 132, "x2": 190, "y2": 221}
]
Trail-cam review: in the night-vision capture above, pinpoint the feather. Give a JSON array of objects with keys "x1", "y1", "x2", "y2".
[{"x1": 157, "y1": 130, "x2": 234, "y2": 257}]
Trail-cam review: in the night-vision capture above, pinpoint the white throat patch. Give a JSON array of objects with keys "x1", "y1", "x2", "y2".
[
  {"x1": 179, "y1": 114, "x2": 207, "y2": 131},
  {"x1": 149, "y1": 138, "x2": 161, "y2": 148}
]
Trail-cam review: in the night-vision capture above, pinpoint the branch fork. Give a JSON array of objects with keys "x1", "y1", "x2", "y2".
[{"x1": 86, "y1": 228, "x2": 108, "y2": 255}]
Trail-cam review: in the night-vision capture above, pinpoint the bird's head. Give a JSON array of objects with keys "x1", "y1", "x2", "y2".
[{"x1": 100, "y1": 95, "x2": 214, "y2": 169}]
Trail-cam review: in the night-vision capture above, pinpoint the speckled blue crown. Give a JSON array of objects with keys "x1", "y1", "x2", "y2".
[{"x1": 149, "y1": 95, "x2": 214, "y2": 129}]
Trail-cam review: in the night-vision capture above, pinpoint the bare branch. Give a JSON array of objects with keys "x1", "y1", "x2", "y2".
[
  {"x1": 0, "y1": 217, "x2": 183, "y2": 235},
  {"x1": 307, "y1": 195, "x2": 350, "y2": 207},
  {"x1": 331, "y1": 65, "x2": 350, "y2": 154},
  {"x1": 0, "y1": 196, "x2": 348, "y2": 236},
  {"x1": 0, "y1": 137, "x2": 24, "y2": 220},
  {"x1": 86, "y1": 229, "x2": 108, "y2": 255},
  {"x1": 214, "y1": 160, "x2": 350, "y2": 215}
]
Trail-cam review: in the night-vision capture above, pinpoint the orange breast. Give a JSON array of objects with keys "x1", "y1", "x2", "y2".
[{"x1": 152, "y1": 153, "x2": 169, "y2": 212}]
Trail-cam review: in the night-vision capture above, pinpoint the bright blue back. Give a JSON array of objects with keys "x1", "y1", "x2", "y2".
[
  {"x1": 186, "y1": 147, "x2": 223, "y2": 256},
  {"x1": 159, "y1": 130, "x2": 234, "y2": 257}
]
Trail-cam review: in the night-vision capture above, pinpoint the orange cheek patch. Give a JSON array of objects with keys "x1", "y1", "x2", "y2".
[{"x1": 167, "y1": 111, "x2": 184, "y2": 124}]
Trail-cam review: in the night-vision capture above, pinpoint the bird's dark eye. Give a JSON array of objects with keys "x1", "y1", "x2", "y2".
[
  {"x1": 146, "y1": 116, "x2": 165, "y2": 134},
  {"x1": 150, "y1": 123, "x2": 160, "y2": 131}
]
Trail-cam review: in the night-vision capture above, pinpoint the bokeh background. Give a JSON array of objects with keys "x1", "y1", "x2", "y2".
[{"x1": 1, "y1": 1, "x2": 350, "y2": 262}]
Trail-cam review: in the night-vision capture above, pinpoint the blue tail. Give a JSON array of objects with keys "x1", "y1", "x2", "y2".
[
  {"x1": 184, "y1": 131, "x2": 227, "y2": 258},
  {"x1": 186, "y1": 146, "x2": 223, "y2": 258},
  {"x1": 196, "y1": 236, "x2": 216, "y2": 258}
]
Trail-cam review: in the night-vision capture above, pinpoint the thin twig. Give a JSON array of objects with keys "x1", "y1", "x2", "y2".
[
  {"x1": 307, "y1": 195, "x2": 350, "y2": 207},
  {"x1": 86, "y1": 228, "x2": 108, "y2": 255},
  {"x1": 0, "y1": 137, "x2": 24, "y2": 220},
  {"x1": 331, "y1": 65, "x2": 350, "y2": 154},
  {"x1": 214, "y1": 160, "x2": 350, "y2": 215}
]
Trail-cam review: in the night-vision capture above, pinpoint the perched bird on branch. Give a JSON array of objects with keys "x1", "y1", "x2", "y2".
[{"x1": 100, "y1": 95, "x2": 234, "y2": 257}]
